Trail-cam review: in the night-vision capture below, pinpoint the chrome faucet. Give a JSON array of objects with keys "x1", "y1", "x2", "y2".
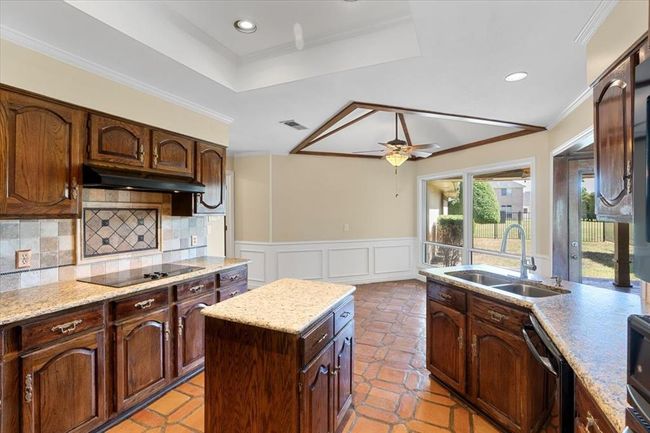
[{"x1": 500, "y1": 223, "x2": 537, "y2": 279}]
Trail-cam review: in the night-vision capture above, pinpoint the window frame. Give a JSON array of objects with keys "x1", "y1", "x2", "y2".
[{"x1": 417, "y1": 158, "x2": 536, "y2": 268}]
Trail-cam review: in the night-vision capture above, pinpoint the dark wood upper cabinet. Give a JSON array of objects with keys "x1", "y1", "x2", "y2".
[
  {"x1": 300, "y1": 341, "x2": 335, "y2": 433},
  {"x1": 20, "y1": 331, "x2": 106, "y2": 433},
  {"x1": 333, "y1": 321, "x2": 353, "y2": 428},
  {"x1": 594, "y1": 56, "x2": 634, "y2": 221},
  {"x1": 114, "y1": 308, "x2": 171, "y2": 412},
  {"x1": 150, "y1": 130, "x2": 194, "y2": 177},
  {"x1": 175, "y1": 292, "x2": 214, "y2": 376},
  {"x1": 88, "y1": 114, "x2": 147, "y2": 169},
  {"x1": 0, "y1": 90, "x2": 83, "y2": 217},
  {"x1": 427, "y1": 300, "x2": 466, "y2": 394},
  {"x1": 195, "y1": 141, "x2": 225, "y2": 214}
]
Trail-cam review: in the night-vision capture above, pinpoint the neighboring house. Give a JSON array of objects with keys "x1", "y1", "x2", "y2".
[{"x1": 490, "y1": 181, "x2": 527, "y2": 218}]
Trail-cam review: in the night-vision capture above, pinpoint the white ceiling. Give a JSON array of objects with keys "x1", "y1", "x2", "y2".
[{"x1": 0, "y1": 0, "x2": 606, "y2": 156}]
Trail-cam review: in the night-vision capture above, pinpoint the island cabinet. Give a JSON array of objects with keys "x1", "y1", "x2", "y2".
[
  {"x1": 592, "y1": 36, "x2": 647, "y2": 222},
  {"x1": 426, "y1": 280, "x2": 550, "y2": 433},
  {"x1": 0, "y1": 89, "x2": 84, "y2": 218},
  {"x1": 575, "y1": 378, "x2": 616, "y2": 433},
  {"x1": 204, "y1": 288, "x2": 354, "y2": 433}
]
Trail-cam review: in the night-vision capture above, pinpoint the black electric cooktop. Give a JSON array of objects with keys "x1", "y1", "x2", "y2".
[{"x1": 77, "y1": 263, "x2": 204, "y2": 288}]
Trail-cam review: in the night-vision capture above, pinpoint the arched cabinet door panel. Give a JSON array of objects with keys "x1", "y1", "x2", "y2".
[
  {"x1": 88, "y1": 114, "x2": 147, "y2": 169},
  {"x1": 593, "y1": 56, "x2": 633, "y2": 221},
  {"x1": 333, "y1": 321, "x2": 354, "y2": 429},
  {"x1": 300, "y1": 342, "x2": 335, "y2": 433},
  {"x1": 175, "y1": 292, "x2": 215, "y2": 376},
  {"x1": 0, "y1": 90, "x2": 83, "y2": 217},
  {"x1": 426, "y1": 301, "x2": 466, "y2": 394},
  {"x1": 20, "y1": 331, "x2": 106, "y2": 433},
  {"x1": 195, "y1": 142, "x2": 225, "y2": 214},
  {"x1": 150, "y1": 130, "x2": 194, "y2": 176}
]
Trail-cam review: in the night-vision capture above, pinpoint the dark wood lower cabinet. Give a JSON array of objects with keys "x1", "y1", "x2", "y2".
[
  {"x1": 300, "y1": 342, "x2": 335, "y2": 433},
  {"x1": 114, "y1": 308, "x2": 171, "y2": 412},
  {"x1": 20, "y1": 331, "x2": 106, "y2": 433},
  {"x1": 427, "y1": 300, "x2": 466, "y2": 394},
  {"x1": 175, "y1": 292, "x2": 215, "y2": 376},
  {"x1": 333, "y1": 321, "x2": 354, "y2": 427}
]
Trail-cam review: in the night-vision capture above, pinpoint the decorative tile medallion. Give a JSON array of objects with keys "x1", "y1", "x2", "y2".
[{"x1": 83, "y1": 208, "x2": 158, "y2": 258}]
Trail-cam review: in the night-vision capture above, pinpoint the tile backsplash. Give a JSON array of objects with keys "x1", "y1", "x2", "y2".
[
  {"x1": 83, "y1": 208, "x2": 158, "y2": 258},
  {"x1": 0, "y1": 189, "x2": 208, "y2": 292}
]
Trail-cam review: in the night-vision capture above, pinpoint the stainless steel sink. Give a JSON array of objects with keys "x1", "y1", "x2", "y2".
[
  {"x1": 445, "y1": 270, "x2": 513, "y2": 287},
  {"x1": 491, "y1": 282, "x2": 569, "y2": 298}
]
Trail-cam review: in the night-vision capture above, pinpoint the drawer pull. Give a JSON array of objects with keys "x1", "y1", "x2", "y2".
[
  {"x1": 330, "y1": 366, "x2": 340, "y2": 377},
  {"x1": 584, "y1": 411, "x2": 603, "y2": 433},
  {"x1": 316, "y1": 333, "x2": 329, "y2": 345},
  {"x1": 228, "y1": 275, "x2": 239, "y2": 281},
  {"x1": 439, "y1": 293, "x2": 453, "y2": 301},
  {"x1": 189, "y1": 284, "x2": 204, "y2": 294},
  {"x1": 24, "y1": 373, "x2": 33, "y2": 403},
  {"x1": 488, "y1": 310, "x2": 507, "y2": 323},
  {"x1": 134, "y1": 298, "x2": 155, "y2": 310},
  {"x1": 458, "y1": 327, "x2": 464, "y2": 350},
  {"x1": 51, "y1": 319, "x2": 83, "y2": 334},
  {"x1": 229, "y1": 290, "x2": 239, "y2": 297},
  {"x1": 164, "y1": 322, "x2": 170, "y2": 342},
  {"x1": 178, "y1": 318, "x2": 184, "y2": 337},
  {"x1": 340, "y1": 311, "x2": 351, "y2": 318}
]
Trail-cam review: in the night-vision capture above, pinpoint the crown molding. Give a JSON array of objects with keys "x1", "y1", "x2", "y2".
[
  {"x1": 0, "y1": 25, "x2": 234, "y2": 124},
  {"x1": 573, "y1": 0, "x2": 618, "y2": 45},
  {"x1": 546, "y1": 86, "x2": 592, "y2": 130}
]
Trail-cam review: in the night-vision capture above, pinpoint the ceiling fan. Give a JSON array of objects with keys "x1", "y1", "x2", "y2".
[{"x1": 353, "y1": 113, "x2": 438, "y2": 166}]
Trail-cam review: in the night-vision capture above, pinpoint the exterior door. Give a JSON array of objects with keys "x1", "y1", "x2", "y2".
[
  {"x1": 427, "y1": 301, "x2": 466, "y2": 394},
  {"x1": 195, "y1": 142, "x2": 225, "y2": 214},
  {"x1": 300, "y1": 342, "x2": 335, "y2": 433},
  {"x1": 150, "y1": 130, "x2": 194, "y2": 176},
  {"x1": 334, "y1": 322, "x2": 353, "y2": 428},
  {"x1": 175, "y1": 292, "x2": 215, "y2": 376},
  {"x1": 115, "y1": 309, "x2": 171, "y2": 411},
  {"x1": 469, "y1": 318, "x2": 524, "y2": 432},
  {"x1": 593, "y1": 56, "x2": 633, "y2": 221},
  {"x1": 0, "y1": 90, "x2": 83, "y2": 216},
  {"x1": 21, "y1": 331, "x2": 106, "y2": 433},
  {"x1": 88, "y1": 114, "x2": 147, "y2": 168}
]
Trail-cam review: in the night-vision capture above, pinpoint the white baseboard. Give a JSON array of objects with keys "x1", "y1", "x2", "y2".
[{"x1": 235, "y1": 238, "x2": 419, "y2": 287}]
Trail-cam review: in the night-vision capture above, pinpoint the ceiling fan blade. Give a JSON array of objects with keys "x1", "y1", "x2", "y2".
[
  {"x1": 409, "y1": 143, "x2": 439, "y2": 149},
  {"x1": 352, "y1": 150, "x2": 386, "y2": 154},
  {"x1": 411, "y1": 151, "x2": 433, "y2": 158}
]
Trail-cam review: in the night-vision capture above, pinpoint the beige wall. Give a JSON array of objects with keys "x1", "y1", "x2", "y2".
[
  {"x1": 548, "y1": 97, "x2": 593, "y2": 149},
  {"x1": 232, "y1": 155, "x2": 271, "y2": 242},
  {"x1": 0, "y1": 39, "x2": 229, "y2": 145},
  {"x1": 587, "y1": 0, "x2": 648, "y2": 84}
]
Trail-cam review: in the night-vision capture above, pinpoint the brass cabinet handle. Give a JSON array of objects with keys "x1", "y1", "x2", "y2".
[
  {"x1": 471, "y1": 335, "x2": 478, "y2": 358},
  {"x1": 189, "y1": 284, "x2": 204, "y2": 294},
  {"x1": 316, "y1": 333, "x2": 329, "y2": 344},
  {"x1": 228, "y1": 275, "x2": 239, "y2": 281},
  {"x1": 51, "y1": 319, "x2": 83, "y2": 334},
  {"x1": 178, "y1": 318, "x2": 184, "y2": 337},
  {"x1": 439, "y1": 293, "x2": 452, "y2": 301},
  {"x1": 329, "y1": 366, "x2": 340, "y2": 377},
  {"x1": 24, "y1": 373, "x2": 33, "y2": 403},
  {"x1": 229, "y1": 290, "x2": 239, "y2": 297},
  {"x1": 69, "y1": 177, "x2": 79, "y2": 200},
  {"x1": 137, "y1": 142, "x2": 144, "y2": 162},
  {"x1": 152, "y1": 147, "x2": 159, "y2": 166},
  {"x1": 164, "y1": 322, "x2": 170, "y2": 342},
  {"x1": 488, "y1": 310, "x2": 507, "y2": 323},
  {"x1": 340, "y1": 311, "x2": 351, "y2": 318},
  {"x1": 625, "y1": 160, "x2": 633, "y2": 194},
  {"x1": 583, "y1": 412, "x2": 603, "y2": 433},
  {"x1": 458, "y1": 327, "x2": 464, "y2": 350},
  {"x1": 134, "y1": 298, "x2": 155, "y2": 309}
]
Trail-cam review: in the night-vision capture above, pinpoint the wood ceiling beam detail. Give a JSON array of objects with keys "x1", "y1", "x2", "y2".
[
  {"x1": 290, "y1": 102, "x2": 358, "y2": 154},
  {"x1": 397, "y1": 113, "x2": 412, "y2": 145},
  {"x1": 307, "y1": 109, "x2": 377, "y2": 146}
]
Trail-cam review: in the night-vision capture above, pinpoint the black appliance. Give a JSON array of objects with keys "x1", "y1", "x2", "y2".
[
  {"x1": 522, "y1": 314, "x2": 574, "y2": 433},
  {"x1": 77, "y1": 263, "x2": 204, "y2": 288},
  {"x1": 633, "y1": 58, "x2": 650, "y2": 282},
  {"x1": 627, "y1": 315, "x2": 650, "y2": 432},
  {"x1": 82, "y1": 165, "x2": 205, "y2": 193}
]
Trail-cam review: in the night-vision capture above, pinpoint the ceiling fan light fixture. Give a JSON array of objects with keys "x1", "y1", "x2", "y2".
[
  {"x1": 505, "y1": 71, "x2": 528, "y2": 82},
  {"x1": 385, "y1": 152, "x2": 408, "y2": 167},
  {"x1": 234, "y1": 19, "x2": 257, "y2": 33}
]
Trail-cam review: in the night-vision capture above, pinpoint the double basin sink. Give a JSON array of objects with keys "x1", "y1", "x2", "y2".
[{"x1": 444, "y1": 270, "x2": 569, "y2": 298}]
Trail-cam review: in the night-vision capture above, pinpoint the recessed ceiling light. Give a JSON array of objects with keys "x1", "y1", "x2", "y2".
[
  {"x1": 505, "y1": 71, "x2": 528, "y2": 82},
  {"x1": 234, "y1": 19, "x2": 257, "y2": 34}
]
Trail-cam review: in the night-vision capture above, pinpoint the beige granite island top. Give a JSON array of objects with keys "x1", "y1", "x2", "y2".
[
  {"x1": 0, "y1": 257, "x2": 250, "y2": 326},
  {"x1": 201, "y1": 278, "x2": 356, "y2": 334},
  {"x1": 421, "y1": 264, "x2": 647, "y2": 433}
]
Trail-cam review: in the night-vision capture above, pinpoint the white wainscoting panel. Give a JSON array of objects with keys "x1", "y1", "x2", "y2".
[{"x1": 235, "y1": 238, "x2": 418, "y2": 287}]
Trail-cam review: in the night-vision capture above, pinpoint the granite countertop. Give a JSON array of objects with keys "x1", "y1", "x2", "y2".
[
  {"x1": 0, "y1": 257, "x2": 250, "y2": 326},
  {"x1": 421, "y1": 264, "x2": 647, "y2": 433},
  {"x1": 202, "y1": 278, "x2": 356, "y2": 334}
]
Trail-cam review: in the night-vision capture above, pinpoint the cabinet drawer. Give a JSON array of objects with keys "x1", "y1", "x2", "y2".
[
  {"x1": 113, "y1": 289, "x2": 169, "y2": 321},
  {"x1": 301, "y1": 313, "x2": 334, "y2": 366},
  {"x1": 174, "y1": 275, "x2": 215, "y2": 301},
  {"x1": 216, "y1": 282, "x2": 247, "y2": 302},
  {"x1": 427, "y1": 281, "x2": 466, "y2": 312},
  {"x1": 21, "y1": 306, "x2": 104, "y2": 350},
  {"x1": 470, "y1": 296, "x2": 527, "y2": 334},
  {"x1": 575, "y1": 378, "x2": 616, "y2": 433},
  {"x1": 218, "y1": 266, "x2": 247, "y2": 288},
  {"x1": 334, "y1": 297, "x2": 354, "y2": 335}
]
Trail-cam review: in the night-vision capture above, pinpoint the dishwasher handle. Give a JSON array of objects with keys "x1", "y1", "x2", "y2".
[{"x1": 522, "y1": 324, "x2": 558, "y2": 377}]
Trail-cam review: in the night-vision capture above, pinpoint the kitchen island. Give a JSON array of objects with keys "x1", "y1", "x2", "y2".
[{"x1": 202, "y1": 278, "x2": 356, "y2": 433}]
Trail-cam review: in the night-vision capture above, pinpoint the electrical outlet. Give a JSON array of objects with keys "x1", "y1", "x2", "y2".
[
  {"x1": 191, "y1": 235, "x2": 198, "y2": 246},
  {"x1": 343, "y1": 223, "x2": 350, "y2": 232},
  {"x1": 15, "y1": 250, "x2": 32, "y2": 269}
]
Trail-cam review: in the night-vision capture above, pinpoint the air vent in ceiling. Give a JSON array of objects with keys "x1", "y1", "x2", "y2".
[{"x1": 279, "y1": 119, "x2": 308, "y2": 130}]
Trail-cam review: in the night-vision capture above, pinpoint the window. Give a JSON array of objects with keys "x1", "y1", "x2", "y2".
[
  {"x1": 423, "y1": 176, "x2": 463, "y2": 267},
  {"x1": 420, "y1": 163, "x2": 533, "y2": 272}
]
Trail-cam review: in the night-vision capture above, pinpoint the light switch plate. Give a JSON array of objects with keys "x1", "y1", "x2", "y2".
[
  {"x1": 191, "y1": 235, "x2": 198, "y2": 246},
  {"x1": 15, "y1": 250, "x2": 32, "y2": 269}
]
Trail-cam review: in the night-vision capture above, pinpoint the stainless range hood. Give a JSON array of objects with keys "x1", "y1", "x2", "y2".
[{"x1": 82, "y1": 165, "x2": 205, "y2": 193}]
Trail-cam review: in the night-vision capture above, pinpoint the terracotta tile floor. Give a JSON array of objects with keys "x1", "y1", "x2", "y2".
[{"x1": 109, "y1": 279, "x2": 502, "y2": 433}]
